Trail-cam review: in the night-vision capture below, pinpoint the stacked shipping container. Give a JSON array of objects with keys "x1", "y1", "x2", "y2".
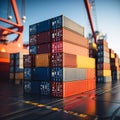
[
  {"x1": 23, "y1": 15, "x2": 96, "y2": 97},
  {"x1": 9, "y1": 52, "x2": 28, "y2": 84},
  {"x1": 109, "y1": 49, "x2": 120, "y2": 81},
  {"x1": 96, "y1": 39, "x2": 112, "y2": 83}
]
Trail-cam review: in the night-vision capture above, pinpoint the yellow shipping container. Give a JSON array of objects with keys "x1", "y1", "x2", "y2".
[
  {"x1": 35, "y1": 53, "x2": 50, "y2": 67},
  {"x1": 89, "y1": 43, "x2": 97, "y2": 49},
  {"x1": 111, "y1": 53, "x2": 115, "y2": 58},
  {"x1": 15, "y1": 72, "x2": 23, "y2": 80},
  {"x1": 77, "y1": 55, "x2": 95, "y2": 68},
  {"x1": 97, "y1": 70, "x2": 111, "y2": 76}
]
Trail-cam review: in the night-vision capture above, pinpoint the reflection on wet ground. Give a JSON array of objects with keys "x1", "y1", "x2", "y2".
[{"x1": 0, "y1": 80, "x2": 120, "y2": 120}]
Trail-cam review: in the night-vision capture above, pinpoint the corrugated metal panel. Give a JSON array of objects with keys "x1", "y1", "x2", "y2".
[
  {"x1": 15, "y1": 59, "x2": 23, "y2": 68},
  {"x1": 51, "y1": 79, "x2": 96, "y2": 97},
  {"x1": 97, "y1": 76, "x2": 111, "y2": 83},
  {"x1": 97, "y1": 57, "x2": 110, "y2": 63},
  {"x1": 40, "y1": 81, "x2": 50, "y2": 95},
  {"x1": 77, "y1": 55, "x2": 95, "y2": 68},
  {"x1": 29, "y1": 34, "x2": 37, "y2": 46},
  {"x1": 29, "y1": 23, "x2": 37, "y2": 35},
  {"x1": 97, "y1": 40, "x2": 108, "y2": 46},
  {"x1": 97, "y1": 63, "x2": 111, "y2": 70},
  {"x1": 51, "y1": 67, "x2": 86, "y2": 82},
  {"x1": 23, "y1": 80, "x2": 31, "y2": 93},
  {"x1": 37, "y1": 19, "x2": 51, "y2": 33},
  {"x1": 97, "y1": 70, "x2": 111, "y2": 76},
  {"x1": 29, "y1": 45, "x2": 37, "y2": 54},
  {"x1": 15, "y1": 66, "x2": 23, "y2": 72},
  {"x1": 97, "y1": 45, "x2": 109, "y2": 52},
  {"x1": 51, "y1": 28, "x2": 63, "y2": 42},
  {"x1": 15, "y1": 52, "x2": 28, "y2": 59},
  {"x1": 37, "y1": 31, "x2": 51, "y2": 44},
  {"x1": 52, "y1": 41, "x2": 89, "y2": 56},
  {"x1": 32, "y1": 67, "x2": 51, "y2": 81},
  {"x1": 50, "y1": 53, "x2": 76, "y2": 67},
  {"x1": 86, "y1": 68, "x2": 96, "y2": 79},
  {"x1": 24, "y1": 68, "x2": 32, "y2": 80},
  {"x1": 37, "y1": 43, "x2": 51, "y2": 54},
  {"x1": 51, "y1": 15, "x2": 84, "y2": 36},
  {"x1": 35, "y1": 53, "x2": 50, "y2": 67},
  {"x1": 31, "y1": 81, "x2": 40, "y2": 94},
  {"x1": 10, "y1": 53, "x2": 15, "y2": 59},
  {"x1": 63, "y1": 28, "x2": 88, "y2": 48},
  {"x1": 23, "y1": 54, "x2": 35, "y2": 67},
  {"x1": 97, "y1": 51, "x2": 109, "y2": 58}
]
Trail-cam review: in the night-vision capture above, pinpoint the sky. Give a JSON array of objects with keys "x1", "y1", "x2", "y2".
[{"x1": 0, "y1": 0, "x2": 120, "y2": 55}]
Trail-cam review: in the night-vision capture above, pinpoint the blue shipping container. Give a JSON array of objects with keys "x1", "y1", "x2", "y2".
[
  {"x1": 40, "y1": 81, "x2": 50, "y2": 95},
  {"x1": 51, "y1": 15, "x2": 62, "y2": 30},
  {"x1": 24, "y1": 68, "x2": 32, "y2": 80},
  {"x1": 29, "y1": 45, "x2": 37, "y2": 54},
  {"x1": 51, "y1": 67, "x2": 63, "y2": 82},
  {"x1": 10, "y1": 66, "x2": 14, "y2": 72},
  {"x1": 32, "y1": 67, "x2": 51, "y2": 81},
  {"x1": 23, "y1": 80, "x2": 31, "y2": 93},
  {"x1": 29, "y1": 24, "x2": 37, "y2": 35},
  {"x1": 10, "y1": 53, "x2": 15, "y2": 59},
  {"x1": 15, "y1": 66, "x2": 23, "y2": 72},
  {"x1": 37, "y1": 19, "x2": 51, "y2": 33},
  {"x1": 31, "y1": 81, "x2": 40, "y2": 94}
]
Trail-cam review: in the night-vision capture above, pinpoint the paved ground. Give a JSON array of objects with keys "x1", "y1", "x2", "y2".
[{"x1": 0, "y1": 80, "x2": 120, "y2": 120}]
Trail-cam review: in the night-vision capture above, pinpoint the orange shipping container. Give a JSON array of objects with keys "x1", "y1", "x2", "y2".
[
  {"x1": 63, "y1": 28, "x2": 88, "y2": 48},
  {"x1": 15, "y1": 72, "x2": 23, "y2": 80},
  {"x1": 35, "y1": 53, "x2": 50, "y2": 67},
  {"x1": 51, "y1": 79, "x2": 96, "y2": 97},
  {"x1": 86, "y1": 68, "x2": 96, "y2": 79}
]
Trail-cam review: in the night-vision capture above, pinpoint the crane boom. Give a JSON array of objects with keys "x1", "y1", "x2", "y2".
[{"x1": 84, "y1": 0, "x2": 96, "y2": 43}]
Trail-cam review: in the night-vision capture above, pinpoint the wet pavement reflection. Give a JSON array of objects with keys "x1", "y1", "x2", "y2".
[{"x1": 0, "y1": 80, "x2": 120, "y2": 120}]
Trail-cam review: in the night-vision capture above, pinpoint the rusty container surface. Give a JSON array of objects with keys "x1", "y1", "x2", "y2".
[
  {"x1": 37, "y1": 31, "x2": 51, "y2": 44},
  {"x1": 35, "y1": 53, "x2": 50, "y2": 67},
  {"x1": 37, "y1": 43, "x2": 51, "y2": 54}
]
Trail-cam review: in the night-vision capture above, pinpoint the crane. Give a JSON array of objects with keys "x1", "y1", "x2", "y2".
[
  {"x1": 0, "y1": 0, "x2": 28, "y2": 53},
  {"x1": 84, "y1": 0, "x2": 97, "y2": 43}
]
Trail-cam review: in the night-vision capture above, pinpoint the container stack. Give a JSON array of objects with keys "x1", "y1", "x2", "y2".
[
  {"x1": 9, "y1": 52, "x2": 27, "y2": 84},
  {"x1": 24, "y1": 15, "x2": 96, "y2": 97},
  {"x1": 109, "y1": 49, "x2": 120, "y2": 81},
  {"x1": 89, "y1": 42, "x2": 97, "y2": 58},
  {"x1": 96, "y1": 39, "x2": 111, "y2": 83}
]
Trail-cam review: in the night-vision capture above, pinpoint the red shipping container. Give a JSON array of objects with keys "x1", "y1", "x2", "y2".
[
  {"x1": 51, "y1": 28, "x2": 63, "y2": 42},
  {"x1": 37, "y1": 31, "x2": 51, "y2": 44},
  {"x1": 50, "y1": 53, "x2": 76, "y2": 67},
  {"x1": 37, "y1": 43, "x2": 51, "y2": 54},
  {"x1": 0, "y1": 52, "x2": 10, "y2": 59},
  {"x1": 23, "y1": 54, "x2": 35, "y2": 67},
  {"x1": 97, "y1": 63, "x2": 111, "y2": 70},
  {"x1": 29, "y1": 34, "x2": 37, "y2": 45}
]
